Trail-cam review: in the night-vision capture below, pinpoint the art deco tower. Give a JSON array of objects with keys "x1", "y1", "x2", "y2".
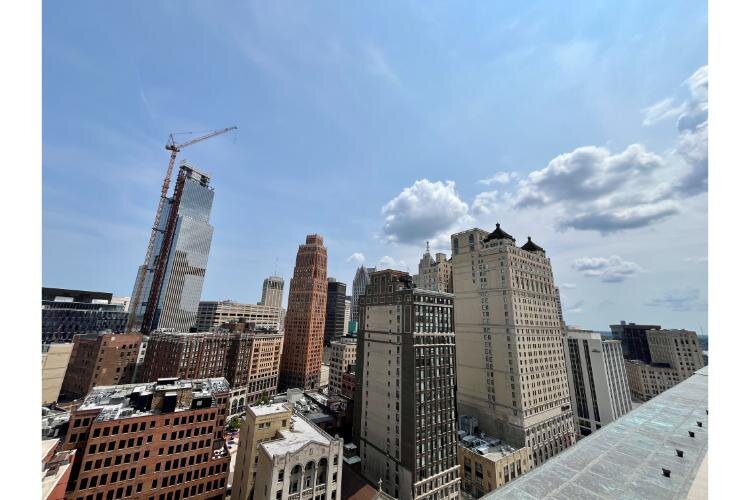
[
  {"x1": 278, "y1": 234, "x2": 328, "y2": 390},
  {"x1": 451, "y1": 223, "x2": 576, "y2": 467}
]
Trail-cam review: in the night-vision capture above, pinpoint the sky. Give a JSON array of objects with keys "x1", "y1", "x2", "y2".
[{"x1": 42, "y1": 1, "x2": 708, "y2": 333}]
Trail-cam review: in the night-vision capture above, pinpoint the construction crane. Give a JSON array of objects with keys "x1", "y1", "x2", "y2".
[{"x1": 126, "y1": 126, "x2": 238, "y2": 333}]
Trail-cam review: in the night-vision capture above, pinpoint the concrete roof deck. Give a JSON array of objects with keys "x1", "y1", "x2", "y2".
[{"x1": 483, "y1": 366, "x2": 708, "y2": 500}]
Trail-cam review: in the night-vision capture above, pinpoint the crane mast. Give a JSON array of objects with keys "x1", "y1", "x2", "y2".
[{"x1": 126, "y1": 126, "x2": 237, "y2": 333}]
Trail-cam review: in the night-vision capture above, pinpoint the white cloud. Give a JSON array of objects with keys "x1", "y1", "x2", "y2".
[
  {"x1": 558, "y1": 283, "x2": 576, "y2": 290},
  {"x1": 571, "y1": 255, "x2": 642, "y2": 283},
  {"x1": 346, "y1": 252, "x2": 365, "y2": 264},
  {"x1": 478, "y1": 171, "x2": 517, "y2": 185},
  {"x1": 382, "y1": 179, "x2": 472, "y2": 245},
  {"x1": 364, "y1": 44, "x2": 400, "y2": 86},
  {"x1": 471, "y1": 191, "x2": 501, "y2": 216},
  {"x1": 682, "y1": 256, "x2": 708, "y2": 263},
  {"x1": 378, "y1": 255, "x2": 407, "y2": 270},
  {"x1": 642, "y1": 98, "x2": 687, "y2": 126}
]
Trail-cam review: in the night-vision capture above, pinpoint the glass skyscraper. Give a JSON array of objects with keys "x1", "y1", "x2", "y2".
[{"x1": 130, "y1": 161, "x2": 215, "y2": 333}]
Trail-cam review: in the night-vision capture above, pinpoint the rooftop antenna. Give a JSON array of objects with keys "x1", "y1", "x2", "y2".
[{"x1": 274, "y1": 257, "x2": 279, "y2": 277}]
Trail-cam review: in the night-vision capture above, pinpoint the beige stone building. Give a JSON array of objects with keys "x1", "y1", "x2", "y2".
[
  {"x1": 261, "y1": 276, "x2": 285, "y2": 309},
  {"x1": 233, "y1": 403, "x2": 343, "y2": 500},
  {"x1": 624, "y1": 329, "x2": 705, "y2": 401},
  {"x1": 413, "y1": 242, "x2": 453, "y2": 293},
  {"x1": 42, "y1": 343, "x2": 73, "y2": 405},
  {"x1": 197, "y1": 300, "x2": 283, "y2": 331},
  {"x1": 451, "y1": 224, "x2": 576, "y2": 468},
  {"x1": 328, "y1": 338, "x2": 357, "y2": 396},
  {"x1": 457, "y1": 415, "x2": 532, "y2": 498}
]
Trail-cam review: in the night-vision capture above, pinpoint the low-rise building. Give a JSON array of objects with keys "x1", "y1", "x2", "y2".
[
  {"x1": 42, "y1": 343, "x2": 74, "y2": 405},
  {"x1": 42, "y1": 288, "x2": 129, "y2": 343},
  {"x1": 60, "y1": 332, "x2": 143, "y2": 401},
  {"x1": 42, "y1": 438, "x2": 76, "y2": 500},
  {"x1": 197, "y1": 300, "x2": 283, "y2": 332},
  {"x1": 61, "y1": 377, "x2": 231, "y2": 500},
  {"x1": 457, "y1": 416, "x2": 532, "y2": 498},
  {"x1": 232, "y1": 402, "x2": 344, "y2": 500},
  {"x1": 341, "y1": 371, "x2": 356, "y2": 400},
  {"x1": 625, "y1": 360, "x2": 682, "y2": 401}
]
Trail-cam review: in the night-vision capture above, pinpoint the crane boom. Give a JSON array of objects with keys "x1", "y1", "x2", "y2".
[{"x1": 126, "y1": 125, "x2": 237, "y2": 333}]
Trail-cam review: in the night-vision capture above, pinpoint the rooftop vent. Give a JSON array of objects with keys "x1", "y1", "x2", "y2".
[
  {"x1": 696, "y1": 421, "x2": 703, "y2": 427},
  {"x1": 688, "y1": 431, "x2": 695, "y2": 438},
  {"x1": 662, "y1": 468, "x2": 671, "y2": 478},
  {"x1": 676, "y1": 449, "x2": 684, "y2": 458}
]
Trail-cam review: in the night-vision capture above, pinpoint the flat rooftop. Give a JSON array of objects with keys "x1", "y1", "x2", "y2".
[
  {"x1": 460, "y1": 433, "x2": 524, "y2": 460},
  {"x1": 250, "y1": 402, "x2": 290, "y2": 417},
  {"x1": 77, "y1": 378, "x2": 230, "y2": 421},
  {"x1": 261, "y1": 413, "x2": 336, "y2": 458},
  {"x1": 482, "y1": 366, "x2": 708, "y2": 499}
]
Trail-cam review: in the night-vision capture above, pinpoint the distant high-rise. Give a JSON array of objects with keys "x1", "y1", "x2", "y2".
[
  {"x1": 563, "y1": 329, "x2": 632, "y2": 437},
  {"x1": 451, "y1": 224, "x2": 576, "y2": 467},
  {"x1": 351, "y1": 265, "x2": 376, "y2": 327},
  {"x1": 609, "y1": 321, "x2": 662, "y2": 363},
  {"x1": 353, "y1": 269, "x2": 460, "y2": 499},
  {"x1": 324, "y1": 278, "x2": 347, "y2": 346},
  {"x1": 413, "y1": 241, "x2": 453, "y2": 293},
  {"x1": 196, "y1": 300, "x2": 283, "y2": 331},
  {"x1": 343, "y1": 296, "x2": 351, "y2": 335},
  {"x1": 261, "y1": 275, "x2": 284, "y2": 309},
  {"x1": 41, "y1": 287, "x2": 129, "y2": 343},
  {"x1": 129, "y1": 162, "x2": 215, "y2": 333},
  {"x1": 279, "y1": 234, "x2": 328, "y2": 390}
]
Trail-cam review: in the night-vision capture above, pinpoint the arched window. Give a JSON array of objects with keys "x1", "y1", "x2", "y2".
[
  {"x1": 304, "y1": 461, "x2": 315, "y2": 489},
  {"x1": 230, "y1": 400, "x2": 238, "y2": 415},
  {"x1": 317, "y1": 458, "x2": 328, "y2": 483},
  {"x1": 289, "y1": 464, "x2": 302, "y2": 493},
  {"x1": 238, "y1": 397, "x2": 245, "y2": 410}
]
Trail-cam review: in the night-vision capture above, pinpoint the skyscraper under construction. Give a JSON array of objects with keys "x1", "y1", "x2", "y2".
[{"x1": 129, "y1": 161, "x2": 215, "y2": 333}]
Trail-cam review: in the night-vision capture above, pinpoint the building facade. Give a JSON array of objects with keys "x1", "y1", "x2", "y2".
[
  {"x1": 413, "y1": 242, "x2": 453, "y2": 293},
  {"x1": 563, "y1": 329, "x2": 632, "y2": 437},
  {"x1": 351, "y1": 266, "x2": 376, "y2": 328},
  {"x1": 279, "y1": 235, "x2": 328, "y2": 391},
  {"x1": 42, "y1": 288, "x2": 129, "y2": 344},
  {"x1": 328, "y1": 338, "x2": 357, "y2": 396},
  {"x1": 61, "y1": 378, "x2": 231, "y2": 500},
  {"x1": 129, "y1": 162, "x2": 215, "y2": 333},
  {"x1": 354, "y1": 269, "x2": 461, "y2": 500},
  {"x1": 60, "y1": 333, "x2": 143, "y2": 401},
  {"x1": 324, "y1": 279, "x2": 347, "y2": 346},
  {"x1": 233, "y1": 403, "x2": 344, "y2": 500},
  {"x1": 196, "y1": 301, "x2": 283, "y2": 332},
  {"x1": 451, "y1": 224, "x2": 576, "y2": 468},
  {"x1": 609, "y1": 321, "x2": 662, "y2": 363},
  {"x1": 43, "y1": 343, "x2": 74, "y2": 405},
  {"x1": 261, "y1": 276, "x2": 285, "y2": 309},
  {"x1": 457, "y1": 414, "x2": 532, "y2": 498}
]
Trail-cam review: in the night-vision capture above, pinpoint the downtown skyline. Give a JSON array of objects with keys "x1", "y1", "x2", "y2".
[{"x1": 42, "y1": 1, "x2": 707, "y2": 332}]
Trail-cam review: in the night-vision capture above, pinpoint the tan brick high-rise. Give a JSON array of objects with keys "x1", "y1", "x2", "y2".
[
  {"x1": 279, "y1": 234, "x2": 328, "y2": 390},
  {"x1": 451, "y1": 224, "x2": 576, "y2": 468}
]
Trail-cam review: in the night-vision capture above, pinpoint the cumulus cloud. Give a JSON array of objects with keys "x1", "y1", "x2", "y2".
[
  {"x1": 479, "y1": 171, "x2": 517, "y2": 186},
  {"x1": 471, "y1": 191, "x2": 501, "y2": 216},
  {"x1": 571, "y1": 255, "x2": 642, "y2": 283},
  {"x1": 346, "y1": 252, "x2": 365, "y2": 264},
  {"x1": 378, "y1": 255, "x2": 407, "y2": 269},
  {"x1": 382, "y1": 179, "x2": 471, "y2": 245},
  {"x1": 510, "y1": 144, "x2": 675, "y2": 233},
  {"x1": 645, "y1": 288, "x2": 707, "y2": 312},
  {"x1": 641, "y1": 98, "x2": 686, "y2": 126}
]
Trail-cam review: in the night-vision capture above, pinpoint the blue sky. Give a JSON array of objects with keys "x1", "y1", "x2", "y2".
[{"x1": 42, "y1": 1, "x2": 708, "y2": 332}]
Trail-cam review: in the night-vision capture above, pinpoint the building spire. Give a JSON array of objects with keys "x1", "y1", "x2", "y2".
[{"x1": 426, "y1": 241, "x2": 430, "y2": 254}]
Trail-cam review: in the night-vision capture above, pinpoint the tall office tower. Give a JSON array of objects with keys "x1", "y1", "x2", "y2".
[
  {"x1": 279, "y1": 235, "x2": 328, "y2": 390},
  {"x1": 351, "y1": 265, "x2": 376, "y2": 327},
  {"x1": 42, "y1": 343, "x2": 74, "y2": 405},
  {"x1": 609, "y1": 321, "x2": 662, "y2": 363},
  {"x1": 563, "y1": 329, "x2": 632, "y2": 437},
  {"x1": 129, "y1": 162, "x2": 215, "y2": 333},
  {"x1": 60, "y1": 332, "x2": 143, "y2": 401},
  {"x1": 232, "y1": 403, "x2": 344, "y2": 500},
  {"x1": 261, "y1": 276, "x2": 285, "y2": 309},
  {"x1": 624, "y1": 328, "x2": 705, "y2": 401},
  {"x1": 62, "y1": 378, "x2": 231, "y2": 500},
  {"x1": 343, "y1": 296, "x2": 351, "y2": 335},
  {"x1": 42, "y1": 288, "x2": 129, "y2": 343},
  {"x1": 110, "y1": 296, "x2": 131, "y2": 313},
  {"x1": 324, "y1": 279, "x2": 347, "y2": 346},
  {"x1": 353, "y1": 269, "x2": 460, "y2": 500},
  {"x1": 328, "y1": 337, "x2": 357, "y2": 396},
  {"x1": 196, "y1": 300, "x2": 283, "y2": 331},
  {"x1": 451, "y1": 224, "x2": 576, "y2": 467},
  {"x1": 413, "y1": 241, "x2": 454, "y2": 293}
]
